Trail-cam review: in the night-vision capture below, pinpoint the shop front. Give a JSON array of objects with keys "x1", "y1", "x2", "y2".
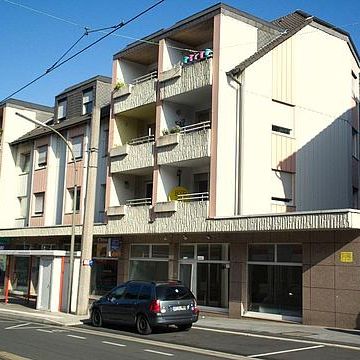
[{"x1": 0, "y1": 255, "x2": 6, "y2": 295}]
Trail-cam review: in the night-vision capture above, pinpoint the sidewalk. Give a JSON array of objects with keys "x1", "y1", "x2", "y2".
[{"x1": 1, "y1": 302, "x2": 360, "y2": 348}]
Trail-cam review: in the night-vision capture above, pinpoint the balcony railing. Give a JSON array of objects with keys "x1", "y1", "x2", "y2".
[
  {"x1": 132, "y1": 71, "x2": 158, "y2": 85},
  {"x1": 177, "y1": 192, "x2": 209, "y2": 202},
  {"x1": 126, "y1": 197, "x2": 152, "y2": 206},
  {"x1": 128, "y1": 134, "x2": 155, "y2": 145},
  {"x1": 180, "y1": 121, "x2": 211, "y2": 134}
]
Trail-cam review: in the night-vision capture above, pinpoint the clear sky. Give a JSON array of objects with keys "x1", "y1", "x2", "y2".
[{"x1": 1, "y1": 0, "x2": 359, "y2": 106}]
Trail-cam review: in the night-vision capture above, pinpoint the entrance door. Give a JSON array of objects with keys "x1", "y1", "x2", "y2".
[
  {"x1": 39, "y1": 258, "x2": 52, "y2": 310},
  {"x1": 179, "y1": 263, "x2": 195, "y2": 292}
]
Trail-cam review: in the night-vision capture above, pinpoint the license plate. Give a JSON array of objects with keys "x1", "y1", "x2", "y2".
[{"x1": 172, "y1": 306, "x2": 186, "y2": 311}]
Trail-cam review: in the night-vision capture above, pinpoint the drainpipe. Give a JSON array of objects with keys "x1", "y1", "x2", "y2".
[{"x1": 227, "y1": 71, "x2": 243, "y2": 215}]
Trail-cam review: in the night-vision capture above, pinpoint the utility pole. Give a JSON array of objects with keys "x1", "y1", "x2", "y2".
[{"x1": 76, "y1": 103, "x2": 101, "y2": 315}]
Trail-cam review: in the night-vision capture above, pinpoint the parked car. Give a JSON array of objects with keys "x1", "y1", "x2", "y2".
[{"x1": 90, "y1": 280, "x2": 199, "y2": 334}]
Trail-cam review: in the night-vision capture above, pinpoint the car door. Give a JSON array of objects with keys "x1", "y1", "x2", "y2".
[
  {"x1": 101, "y1": 285, "x2": 126, "y2": 322},
  {"x1": 120, "y1": 282, "x2": 142, "y2": 324}
]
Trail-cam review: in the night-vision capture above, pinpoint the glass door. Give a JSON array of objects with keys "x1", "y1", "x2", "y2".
[{"x1": 179, "y1": 263, "x2": 194, "y2": 292}]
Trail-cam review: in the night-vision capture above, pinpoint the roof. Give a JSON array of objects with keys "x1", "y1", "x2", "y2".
[
  {"x1": 57, "y1": 75, "x2": 111, "y2": 97},
  {"x1": 11, "y1": 114, "x2": 91, "y2": 145},
  {"x1": 229, "y1": 10, "x2": 360, "y2": 76},
  {"x1": 113, "y1": 2, "x2": 282, "y2": 59},
  {"x1": 0, "y1": 98, "x2": 53, "y2": 113}
]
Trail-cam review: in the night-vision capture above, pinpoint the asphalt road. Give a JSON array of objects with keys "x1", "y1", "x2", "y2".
[{"x1": 0, "y1": 316, "x2": 359, "y2": 360}]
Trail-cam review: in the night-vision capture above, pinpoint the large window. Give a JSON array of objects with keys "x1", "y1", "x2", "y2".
[
  {"x1": 248, "y1": 244, "x2": 302, "y2": 318},
  {"x1": 90, "y1": 259, "x2": 117, "y2": 296},
  {"x1": 82, "y1": 89, "x2": 93, "y2": 115},
  {"x1": 129, "y1": 244, "x2": 169, "y2": 281},
  {"x1": 57, "y1": 99, "x2": 67, "y2": 120},
  {"x1": 20, "y1": 153, "x2": 31, "y2": 173},
  {"x1": 34, "y1": 192, "x2": 45, "y2": 215}
]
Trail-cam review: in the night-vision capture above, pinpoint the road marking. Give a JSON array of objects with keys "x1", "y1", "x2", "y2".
[
  {"x1": 36, "y1": 329, "x2": 54, "y2": 333},
  {"x1": 193, "y1": 326, "x2": 360, "y2": 351},
  {"x1": 102, "y1": 341, "x2": 126, "y2": 347},
  {"x1": 67, "y1": 334, "x2": 86, "y2": 340},
  {"x1": 144, "y1": 349, "x2": 174, "y2": 357},
  {"x1": 5, "y1": 322, "x2": 32, "y2": 330},
  {"x1": 248, "y1": 345, "x2": 324, "y2": 358}
]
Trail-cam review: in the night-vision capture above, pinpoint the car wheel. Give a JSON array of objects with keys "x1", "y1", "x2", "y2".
[
  {"x1": 91, "y1": 309, "x2": 103, "y2": 327},
  {"x1": 177, "y1": 323, "x2": 192, "y2": 331},
  {"x1": 136, "y1": 314, "x2": 152, "y2": 335}
]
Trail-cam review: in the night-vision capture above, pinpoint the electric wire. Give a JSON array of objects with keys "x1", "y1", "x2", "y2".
[{"x1": 1, "y1": 0, "x2": 165, "y2": 103}]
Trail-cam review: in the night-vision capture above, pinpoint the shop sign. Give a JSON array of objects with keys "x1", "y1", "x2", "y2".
[
  {"x1": 168, "y1": 186, "x2": 188, "y2": 201},
  {"x1": 110, "y1": 239, "x2": 121, "y2": 257},
  {"x1": 182, "y1": 48, "x2": 213, "y2": 65},
  {"x1": 340, "y1": 251, "x2": 353, "y2": 263}
]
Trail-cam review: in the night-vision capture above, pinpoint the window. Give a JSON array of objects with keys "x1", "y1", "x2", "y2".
[
  {"x1": 37, "y1": 146, "x2": 47, "y2": 167},
  {"x1": 67, "y1": 187, "x2": 81, "y2": 213},
  {"x1": 352, "y1": 129, "x2": 359, "y2": 158},
  {"x1": 71, "y1": 136, "x2": 83, "y2": 160},
  {"x1": 145, "y1": 182, "x2": 153, "y2": 199},
  {"x1": 34, "y1": 193, "x2": 45, "y2": 215},
  {"x1": 57, "y1": 99, "x2": 67, "y2": 120},
  {"x1": 20, "y1": 153, "x2": 31, "y2": 173},
  {"x1": 82, "y1": 89, "x2": 93, "y2": 115},
  {"x1": 124, "y1": 283, "x2": 141, "y2": 300},
  {"x1": 18, "y1": 197, "x2": 27, "y2": 218},
  {"x1": 271, "y1": 170, "x2": 294, "y2": 204},
  {"x1": 109, "y1": 286, "x2": 126, "y2": 301},
  {"x1": 90, "y1": 259, "x2": 118, "y2": 295},
  {"x1": 353, "y1": 187, "x2": 359, "y2": 209},
  {"x1": 272, "y1": 125, "x2": 291, "y2": 135},
  {"x1": 194, "y1": 173, "x2": 209, "y2": 193}
]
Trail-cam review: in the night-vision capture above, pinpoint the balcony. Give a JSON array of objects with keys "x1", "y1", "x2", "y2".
[
  {"x1": 110, "y1": 135, "x2": 154, "y2": 173},
  {"x1": 159, "y1": 59, "x2": 212, "y2": 100},
  {"x1": 107, "y1": 198, "x2": 152, "y2": 217},
  {"x1": 157, "y1": 121, "x2": 211, "y2": 166},
  {"x1": 113, "y1": 72, "x2": 157, "y2": 114}
]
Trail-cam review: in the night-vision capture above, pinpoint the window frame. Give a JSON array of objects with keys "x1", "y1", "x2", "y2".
[
  {"x1": 57, "y1": 99, "x2": 67, "y2": 120},
  {"x1": 82, "y1": 88, "x2": 93, "y2": 115},
  {"x1": 37, "y1": 145, "x2": 48, "y2": 168},
  {"x1": 33, "y1": 192, "x2": 45, "y2": 216},
  {"x1": 70, "y1": 135, "x2": 83, "y2": 160},
  {"x1": 67, "y1": 187, "x2": 81, "y2": 213}
]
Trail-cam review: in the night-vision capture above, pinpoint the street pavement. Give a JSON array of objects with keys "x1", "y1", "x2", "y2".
[{"x1": 0, "y1": 303, "x2": 360, "y2": 359}]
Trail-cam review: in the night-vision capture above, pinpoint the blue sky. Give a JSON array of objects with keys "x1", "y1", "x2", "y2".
[{"x1": 1, "y1": 0, "x2": 359, "y2": 106}]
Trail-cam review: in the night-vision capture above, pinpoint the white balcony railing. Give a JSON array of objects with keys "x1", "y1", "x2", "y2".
[
  {"x1": 126, "y1": 197, "x2": 152, "y2": 206},
  {"x1": 177, "y1": 192, "x2": 209, "y2": 202},
  {"x1": 132, "y1": 71, "x2": 157, "y2": 85},
  {"x1": 180, "y1": 121, "x2": 211, "y2": 134},
  {"x1": 128, "y1": 134, "x2": 155, "y2": 145}
]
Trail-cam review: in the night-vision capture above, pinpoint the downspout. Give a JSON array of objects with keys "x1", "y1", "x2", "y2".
[{"x1": 227, "y1": 71, "x2": 244, "y2": 215}]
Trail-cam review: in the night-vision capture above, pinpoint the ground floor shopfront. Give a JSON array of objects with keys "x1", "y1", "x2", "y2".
[{"x1": 1, "y1": 228, "x2": 360, "y2": 329}]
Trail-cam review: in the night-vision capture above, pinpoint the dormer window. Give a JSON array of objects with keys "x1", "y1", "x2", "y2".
[
  {"x1": 57, "y1": 99, "x2": 67, "y2": 120},
  {"x1": 82, "y1": 89, "x2": 93, "y2": 115}
]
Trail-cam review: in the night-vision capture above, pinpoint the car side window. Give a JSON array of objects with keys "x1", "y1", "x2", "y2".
[
  {"x1": 139, "y1": 285, "x2": 152, "y2": 300},
  {"x1": 109, "y1": 286, "x2": 126, "y2": 300},
  {"x1": 124, "y1": 283, "x2": 141, "y2": 300}
]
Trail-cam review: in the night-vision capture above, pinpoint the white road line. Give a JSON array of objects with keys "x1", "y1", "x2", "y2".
[
  {"x1": 36, "y1": 329, "x2": 53, "y2": 333},
  {"x1": 102, "y1": 341, "x2": 126, "y2": 347},
  {"x1": 5, "y1": 322, "x2": 32, "y2": 330},
  {"x1": 144, "y1": 349, "x2": 174, "y2": 357},
  {"x1": 67, "y1": 335, "x2": 86, "y2": 340},
  {"x1": 248, "y1": 345, "x2": 324, "y2": 358}
]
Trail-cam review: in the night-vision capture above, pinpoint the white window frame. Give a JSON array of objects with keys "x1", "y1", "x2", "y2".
[
  {"x1": 82, "y1": 89, "x2": 93, "y2": 115},
  {"x1": 66, "y1": 187, "x2": 81, "y2": 214},
  {"x1": 71, "y1": 136, "x2": 83, "y2": 160},
  {"x1": 57, "y1": 99, "x2": 67, "y2": 120},
  {"x1": 37, "y1": 146, "x2": 47, "y2": 168},
  {"x1": 20, "y1": 153, "x2": 31, "y2": 173},
  {"x1": 33, "y1": 192, "x2": 45, "y2": 216},
  {"x1": 17, "y1": 196, "x2": 28, "y2": 218}
]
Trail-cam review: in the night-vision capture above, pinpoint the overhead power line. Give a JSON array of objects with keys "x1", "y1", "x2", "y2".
[{"x1": 1, "y1": 0, "x2": 165, "y2": 103}]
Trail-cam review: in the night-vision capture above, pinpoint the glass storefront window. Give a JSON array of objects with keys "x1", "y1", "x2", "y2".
[
  {"x1": 0, "y1": 255, "x2": 6, "y2": 294},
  {"x1": 277, "y1": 244, "x2": 302, "y2": 263},
  {"x1": 180, "y1": 245, "x2": 195, "y2": 260},
  {"x1": 13, "y1": 257, "x2": 30, "y2": 293},
  {"x1": 90, "y1": 259, "x2": 118, "y2": 296},
  {"x1": 152, "y1": 245, "x2": 169, "y2": 258},
  {"x1": 131, "y1": 245, "x2": 150, "y2": 258},
  {"x1": 129, "y1": 261, "x2": 168, "y2": 281},
  {"x1": 249, "y1": 244, "x2": 275, "y2": 262}
]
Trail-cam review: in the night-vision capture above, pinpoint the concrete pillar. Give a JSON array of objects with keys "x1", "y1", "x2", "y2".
[{"x1": 117, "y1": 241, "x2": 130, "y2": 283}]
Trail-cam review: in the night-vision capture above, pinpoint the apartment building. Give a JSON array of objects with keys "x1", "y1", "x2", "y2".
[
  {"x1": 0, "y1": 76, "x2": 111, "y2": 310},
  {"x1": 0, "y1": 3, "x2": 360, "y2": 329},
  {"x1": 101, "y1": 4, "x2": 360, "y2": 328}
]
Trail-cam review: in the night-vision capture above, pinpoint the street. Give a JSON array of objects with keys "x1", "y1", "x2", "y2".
[{"x1": 0, "y1": 316, "x2": 360, "y2": 359}]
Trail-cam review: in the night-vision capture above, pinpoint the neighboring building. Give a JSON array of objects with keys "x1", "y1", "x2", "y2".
[
  {"x1": 1, "y1": 3, "x2": 360, "y2": 329},
  {"x1": 0, "y1": 76, "x2": 111, "y2": 310}
]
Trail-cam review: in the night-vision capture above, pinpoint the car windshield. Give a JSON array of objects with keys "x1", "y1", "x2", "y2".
[{"x1": 156, "y1": 285, "x2": 193, "y2": 300}]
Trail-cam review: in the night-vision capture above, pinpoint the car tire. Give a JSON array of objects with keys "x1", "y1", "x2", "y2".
[
  {"x1": 136, "y1": 314, "x2": 152, "y2": 335},
  {"x1": 91, "y1": 309, "x2": 103, "y2": 327},
  {"x1": 177, "y1": 323, "x2": 192, "y2": 331}
]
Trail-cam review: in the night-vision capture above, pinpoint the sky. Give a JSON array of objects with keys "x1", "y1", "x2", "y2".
[{"x1": 1, "y1": 0, "x2": 360, "y2": 107}]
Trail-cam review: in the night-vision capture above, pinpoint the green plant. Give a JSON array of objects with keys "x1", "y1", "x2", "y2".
[
  {"x1": 169, "y1": 125, "x2": 181, "y2": 134},
  {"x1": 114, "y1": 81, "x2": 125, "y2": 91},
  {"x1": 162, "y1": 129, "x2": 169, "y2": 136}
]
